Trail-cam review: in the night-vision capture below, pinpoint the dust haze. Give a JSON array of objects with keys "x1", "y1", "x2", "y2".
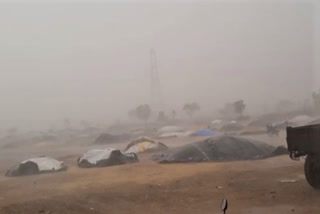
[
  {"x1": 2, "y1": 1, "x2": 320, "y2": 214},
  {"x1": 0, "y1": 0, "x2": 318, "y2": 130}
]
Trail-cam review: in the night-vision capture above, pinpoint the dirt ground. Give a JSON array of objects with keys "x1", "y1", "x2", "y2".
[{"x1": 0, "y1": 132, "x2": 319, "y2": 214}]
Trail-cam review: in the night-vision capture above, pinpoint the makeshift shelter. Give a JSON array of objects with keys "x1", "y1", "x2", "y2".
[
  {"x1": 158, "y1": 131, "x2": 192, "y2": 139},
  {"x1": 6, "y1": 157, "x2": 66, "y2": 177},
  {"x1": 209, "y1": 120, "x2": 223, "y2": 130},
  {"x1": 124, "y1": 137, "x2": 168, "y2": 153},
  {"x1": 78, "y1": 148, "x2": 138, "y2": 168},
  {"x1": 153, "y1": 136, "x2": 287, "y2": 163},
  {"x1": 220, "y1": 122, "x2": 244, "y2": 132},
  {"x1": 211, "y1": 120, "x2": 222, "y2": 124},
  {"x1": 191, "y1": 129, "x2": 217, "y2": 136},
  {"x1": 307, "y1": 118, "x2": 320, "y2": 125},
  {"x1": 157, "y1": 126, "x2": 184, "y2": 134},
  {"x1": 248, "y1": 114, "x2": 287, "y2": 127},
  {"x1": 288, "y1": 115, "x2": 313, "y2": 126},
  {"x1": 93, "y1": 133, "x2": 131, "y2": 144}
]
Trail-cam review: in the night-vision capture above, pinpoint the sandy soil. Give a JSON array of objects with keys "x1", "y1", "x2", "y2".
[{"x1": 0, "y1": 132, "x2": 319, "y2": 214}]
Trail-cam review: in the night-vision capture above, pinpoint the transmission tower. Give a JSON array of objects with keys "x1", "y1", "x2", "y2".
[{"x1": 149, "y1": 48, "x2": 163, "y2": 113}]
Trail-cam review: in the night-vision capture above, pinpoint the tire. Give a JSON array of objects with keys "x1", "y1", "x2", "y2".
[{"x1": 304, "y1": 155, "x2": 320, "y2": 189}]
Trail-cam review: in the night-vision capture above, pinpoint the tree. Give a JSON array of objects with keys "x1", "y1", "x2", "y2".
[
  {"x1": 233, "y1": 100, "x2": 246, "y2": 116},
  {"x1": 183, "y1": 102, "x2": 200, "y2": 118},
  {"x1": 128, "y1": 104, "x2": 152, "y2": 122}
]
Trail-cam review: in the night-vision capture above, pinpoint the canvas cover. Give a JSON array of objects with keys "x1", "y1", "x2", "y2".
[
  {"x1": 21, "y1": 157, "x2": 65, "y2": 171},
  {"x1": 157, "y1": 126, "x2": 184, "y2": 134},
  {"x1": 6, "y1": 157, "x2": 66, "y2": 177},
  {"x1": 124, "y1": 137, "x2": 168, "y2": 153},
  {"x1": 78, "y1": 148, "x2": 139, "y2": 168},
  {"x1": 153, "y1": 136, "x2": 287, "y2": 163},
  {"x1": 158, "y1": 131, "x2": 192, "y2": 138}
]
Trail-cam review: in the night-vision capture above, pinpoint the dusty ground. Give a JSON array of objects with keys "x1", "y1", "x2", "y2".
[{"x1": 0, "y1": 132, "x2": 319, "y2": 214}]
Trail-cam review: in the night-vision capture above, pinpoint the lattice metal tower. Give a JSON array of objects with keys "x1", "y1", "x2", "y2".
[{"x1": 149, "y1": 48, "x2": 163, "y2": 113}]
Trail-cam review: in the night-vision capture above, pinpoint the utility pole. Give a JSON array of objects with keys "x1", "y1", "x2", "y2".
[{"x1": 150, "y1": 48, "x2": 164, "y2": 114}]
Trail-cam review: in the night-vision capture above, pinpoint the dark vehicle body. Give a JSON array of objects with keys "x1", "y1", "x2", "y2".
[{"x1": 286, "y1": 124, "x2": 320, "y2": 189}]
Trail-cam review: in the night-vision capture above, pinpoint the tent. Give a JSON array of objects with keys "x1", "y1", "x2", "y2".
[
  {"x1": 158, "y1": 131, "x2": 192, "y2": 139},
  {"x1": 78, "y1": 148, "x2": 138, "y2": 168},
  {"x1": 211, "y1": 120, "x2": 222, "y2": 124},
  {"x1": 209, "y1": 120, "x2": 224, "y2": 130},
  {"x1": 220, "y1": 123, "x2": 244, "y2": 132},
  {"x1": 307, "y1": 117, "x2": 320, "y2": 125},
  {"x1": 191, "y1": 129, "x2": 217, "y2": 136},
  {"x1": 124, "y1": 137, "x2": 168, "y2": 153},
  {"x1": 6, "y1": 157, "x2": 66, "y2": 177},
  {"x1": 153, "y1": 136, "x2": 287, "y2": 163},
  {"x1": 157, "y1": 126, "x2": 184, "y2": 134},
  {"x1": 289, "y1": 115, "x2": 313, "y2": 126}
]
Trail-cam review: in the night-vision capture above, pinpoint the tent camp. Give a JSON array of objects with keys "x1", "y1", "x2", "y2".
[
  {"x1": 6, "y1": 157, "x2": 66, "y2": 177},
  {"x1": 191, "y1": 129, "x2": 217, "y2": 136},
  {"x1": 124, "y1": 137, "x2": 168, "y2": 153},
  {"x1": 78, "y1": 148, "x2": 138, "y2": 168},
  {"x1": 153, "y1": 136, "x2": 287, "y2": 163}
]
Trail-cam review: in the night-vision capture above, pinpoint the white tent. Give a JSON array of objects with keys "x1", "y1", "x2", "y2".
[
  {"x1": 289, "y1": 115, "x2": 313, "y2": 126},
  {"x1": 78, "y1": 148, "x2": 138, "y2": 167},
  {"x1": 157, "y1": 126, "x2": 184, "y2": 134},
  {"x1": 158, "y1": 131, "x2": 192, "y2": 139},
  {"x1": 6, "y1": 157, "x2": 66, "y2": 177},
  {"x1": 21, "y1": 157, "x2": 65, "y2": 171},
  {"x1": 78, "y1": 148, "x2": 116, "y2": 165}
]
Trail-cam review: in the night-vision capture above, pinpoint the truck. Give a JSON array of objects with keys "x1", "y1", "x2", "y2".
[{"x1": 286, "y1": 124, "x2": 320, "y2": 189}]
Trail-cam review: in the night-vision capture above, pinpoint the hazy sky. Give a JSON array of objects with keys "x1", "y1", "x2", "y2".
[{"x1": 0, "y1": 0, "x2": 318, "y2": 129}]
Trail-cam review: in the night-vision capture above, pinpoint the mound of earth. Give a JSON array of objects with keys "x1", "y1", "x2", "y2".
[{"x1": 153, "y1": 136, "x2": 287, "y2": 163}]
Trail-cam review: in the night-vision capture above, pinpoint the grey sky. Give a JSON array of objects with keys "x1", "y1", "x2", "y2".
[{"x1": 0, "y1": 0, "x2": 317, "y2": 129}]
